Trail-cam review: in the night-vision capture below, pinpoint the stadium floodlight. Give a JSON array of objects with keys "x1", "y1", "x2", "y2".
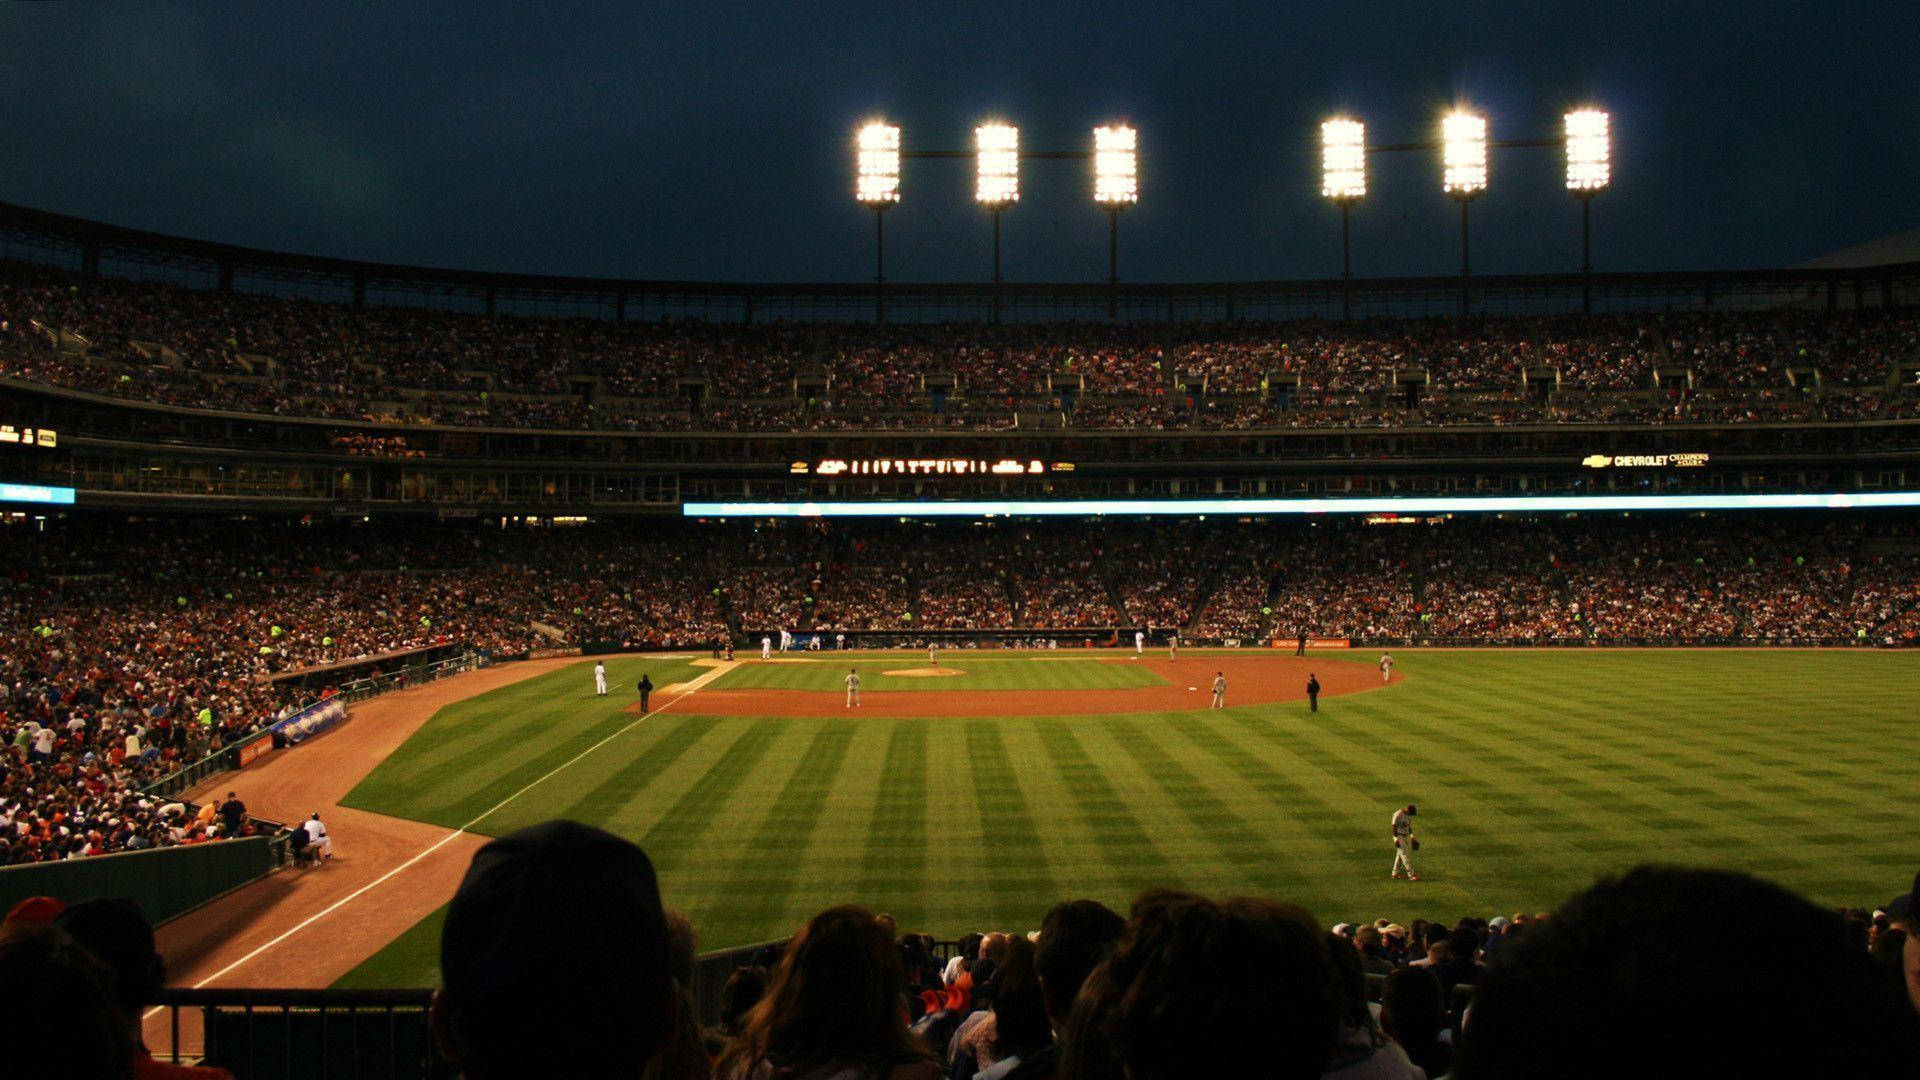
[
  {"x1": 1564, "y1": 109, "x2": 1610, "y2": 192},
  {"x1": 854, "y1": 121, "x2": 900, "y2": 324},
  {"x1": 1321, "y1": 118, "x2": 1366, "y2": 295},
  {"x1": 1093, "y1": 125, "x2": 1138, "y2": 206},
  {"x1": 854, "y1": 121, "x2": 901, "y2": 205},
  {"x1": 1320, "y1": 118, "x2": 1366, "y2": 200},
  {"x1": 975, "y1": 123, "x2": 1020, "y2": 206},
  {"x1": 1441, "y1": 111, "x2": 1488, "y2": 196},
  {"x1": 1093, "y1": 124, "x2": 1136, "y2": 316}
]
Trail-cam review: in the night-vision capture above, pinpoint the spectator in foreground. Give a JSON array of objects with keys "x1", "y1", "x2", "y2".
[
  {"x1": 1895, "y1": 869, "x2": 1920, "y2": 1018},
  {"x1": 1379, "y1": 966, "x2": 1449, "y2": 1080},
  {"x1": 955, "y1": 936, "x2": 1052, "y2": 1079},
  {"x1": 1322, "y1": 931, "x2": 1423, "y2": 1078},
  {"x1": 431, "y1": 821, "x2": 674, "y2": 1080},
  {"x1": 0, "y1": 921, "x2": 135, "y2": 1080},
  {"x1": 1454, "y1": 865, "x2": 1920, "y2": 1079},
  {"x1": 56, "y1": 897, "x2": 236, "y2": 1080},
  {"x1": 1010, "y1": 899, "x2": 1126, "y2": 1080},
  {"x1": 713, "y1": 904, "x2": 940, "y2": 1080},
  {"x1": 1060, "y1": 890, "x2": 1339, "y2": 1080}
]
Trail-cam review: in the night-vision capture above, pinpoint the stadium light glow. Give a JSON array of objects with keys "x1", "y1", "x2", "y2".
[
  {"x1": 1320, "y1": 118, "x2": 1366, "y2": 200},
  {"x1": 1093, "y1": 124, "x2": 1138, "y2": 205},
  {"x1": 1441, "y1": 111, "x2": 1488, "y2": 196},
  {"x1": 855, "y1": 121, "x2": 901, "y2": 205},
  {"x1": 684, "y1": 492, "x2": 1920, "y2": 519},
  {"x1": 975, "y1": 123, "x2": 1020, "y2": 206},
  {"x1": 1564, "y1": 109, "x2": 1611, "y2": 192}
]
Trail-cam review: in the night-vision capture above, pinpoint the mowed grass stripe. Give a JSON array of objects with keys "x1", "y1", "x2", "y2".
[{"x1": 334, "y1": 650, "x2": 1920, "y2": 984}]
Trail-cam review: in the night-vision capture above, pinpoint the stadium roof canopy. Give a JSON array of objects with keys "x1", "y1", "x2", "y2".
[{"x1": 1797, "y1": 228, "x2": 1920, "y2": 270}]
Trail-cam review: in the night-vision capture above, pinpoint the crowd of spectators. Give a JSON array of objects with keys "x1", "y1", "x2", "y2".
[
  {"x1": 18, "y1": 821, "x2": 1913, "y2": 1078},
  {"x1": 6, "y1": 261, "x2": 1918, "y2": 434}
]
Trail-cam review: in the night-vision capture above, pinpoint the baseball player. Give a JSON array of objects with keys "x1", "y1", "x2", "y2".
[
  {"x1": 761, "y1": 635, "x2": 772, "y2": 660},
  {"x1": 1379, "y1": 651, "x2": 1394, "y2": 682},
  {"x1": 302, "y1": 812, "x2": 331, "y2": 861},
  {"x1": 1210, "y1": 671, "x2": 1226, "y2": 709},
  {"x1": 836, "y1": 632, "x2": 846, "y2": 651},
  {"x1": 780, "y1": 629, "x2": 792, "y2": 653},
  {"x1": 1391, "y1": 804, "x2": 1420, "y2": 880},
  {"x1": 594, "y1": 661, "x2": 607, "y2": 697},
  {"x1": 1134, "y1": 629, "x2": 1145, "y2": 656},
  {"x1": 845, "y1": 668, "x2": 861, "y2": 708},
  {"x1": 1168, "y1": 631, "x2": 1179, "y2": 660},
  {"x1": 929, "y1": 643, "x2": 938, "y2": 668},
  {"x1": 1307, "y1": 673, "x2": 1321, "y2": 712}
]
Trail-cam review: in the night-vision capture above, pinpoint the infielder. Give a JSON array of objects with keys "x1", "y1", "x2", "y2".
[
  {"x1": 836, "y1": 632, "x2": 846, "y2": 651},
  {"x1": 761, "y1": 635, "x2": 772, "y2": 660},
  {"x1": 1210, "y1": 671, "x2": 1226, "y2": 709},
  {"x1": 593, "y1": 661, "x2": 607, "y2": 697},
  {"x1": 1168, "y1": 632, "x2": 1179, "y2": 660},
  {"x1": 929, "y1": 643, "x2": 938, "y2": 668},
  {"x1": 780, "y1": 629, "x2": 792, "y2": 653},
  {"x1": 1379, "y1": 651, "x2": 1394, "y2": 682},
  {"x1": 1134, "y1": 629, "x2": 1145, "y2": 656},
  {"x1": 845, "y1": 668, "x2": 861, "y2": 708},
  {"x1": 1391, "y1": 804, "x2": 1420, "y2": 881}
]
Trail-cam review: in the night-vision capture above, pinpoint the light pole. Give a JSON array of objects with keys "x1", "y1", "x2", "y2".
[
  {"x1": 855, "y1": 122, "x2": 901, "y2": 324},
  {"x1": 1093, "y1": 124, "x2": 1138, "y2": 320},
  {"x1": 975, "y1": 122, "x2": 1019, "y2": 323},
  {"x1": 1565, "y1": 109, "x2": 1611, "y2": 313},
  {"x1": 1442, "y1": 110, "x2": 1487, "y2": 317},
  {"x1": 1320, "y1": 118, "x2": 1366, "y2": 319}
]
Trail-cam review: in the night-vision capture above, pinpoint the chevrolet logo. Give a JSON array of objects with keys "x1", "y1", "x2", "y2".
[{"x1": 1581, "y1": 454, "x2": 1613, "y2": 468}]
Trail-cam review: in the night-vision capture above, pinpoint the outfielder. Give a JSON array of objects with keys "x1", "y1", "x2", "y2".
[
  {"x1": 761, "y1": 635, "x2": 772, "y2": 660},
  {"x1": 593, "y1": 661, "x2": 607, "y2": 697},
  {"x1": 1210, "y1": 671, "x2": 1226, "y2": 709},
  {"x1": 845, "y1": 668, "x2": 861, "y2": 708},
  {"x1": 1391, "y1": 804, "x2": 1420, "y2": 881},
  {"x1": 1379, "y1": 651, "x2": 1394, "y2": 682}
]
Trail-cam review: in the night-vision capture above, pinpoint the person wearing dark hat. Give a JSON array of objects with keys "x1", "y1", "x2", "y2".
[
  {"x1": 1307, "y1": 673, "x2": 1321, "y2": 712},
  {"x1": 431, "y1": 820, "x2": 674, "y2": 1080},
  {"x1": 637, "y1": 674, "x2": 653, "y2": 713},
  {"x1": 1892, "y1": 869, "x2": 1920, "y2": 1018},
  {"x1": 55, "y1": 898, "x2": 234, "y2": 1079},
  {"x1": 0, "y1": 922, "x2": 136, "y2": 1080},
  {"x1": 1391, "y1": 804, "x2": 1420, "y2": 881}
]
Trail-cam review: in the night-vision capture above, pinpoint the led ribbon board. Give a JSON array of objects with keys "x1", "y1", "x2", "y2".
[
  {"x1": 0, "y1": 484, "x2": 76, "y2": 505},
  {"x1": 684, "y1": 493, "x2": 1920, "y2": 519}
]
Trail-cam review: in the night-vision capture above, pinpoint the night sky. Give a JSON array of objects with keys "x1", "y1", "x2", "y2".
[{"x1": 1, "y1": 3, "x2": 1912, "y2": 284}]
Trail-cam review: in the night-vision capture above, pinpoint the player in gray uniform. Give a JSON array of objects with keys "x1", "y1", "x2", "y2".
[
  {"x1": 1210, "y1": 671, "x2": 1226, "y2": 709},
  {"x1": 1391, "y1": 804, "x2": 1420, "y2": 880},
  {"x1": 845, "y1": 668, "x2": 861, "y2": 708}
]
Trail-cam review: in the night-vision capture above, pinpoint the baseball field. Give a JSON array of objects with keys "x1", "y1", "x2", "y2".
[{"x1": 328, "y1": 648, "x2": 1918, "y2": 988}]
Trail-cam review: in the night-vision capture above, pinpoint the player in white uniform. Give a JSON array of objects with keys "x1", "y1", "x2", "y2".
[
  {"x1": 1391, "y1": 804, "x2": 1420, "y2": 880},
  {"x1": 303, "y1": 812, "x2": 332, "y2": 860},
  {"x1": 845, "y1": 668, "x2": 861, "y2": 708},
  {"x1": 761, "y1": 636, "x2": 772, "y2": 659},
  {"x1": 1210, "y1": 672, "x2": 1226, "y2": 709},
  {"x1": 1168, "y1": 631, "x2": 1179, "y2": 660},
  {"x1": 929, "y1": 643, "x2": 938, "y2": 668},
  {"x1": 593, "y1": 661, "x2": 607, "y2": 697},
  {"x1": 779, "y1": 629, "x2": 792, "y2": 653},
  {"x1": 1379, "y1": 652, "x2": 1394, "y2": 682},
  {"x1": 1134, "y1": 630, "x2": 1145, "y2": 656}
]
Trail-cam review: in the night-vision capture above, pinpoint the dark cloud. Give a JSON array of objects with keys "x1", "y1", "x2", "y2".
[{"x1": 0, "y1": 2, "x2": 1910, "y2": 282}]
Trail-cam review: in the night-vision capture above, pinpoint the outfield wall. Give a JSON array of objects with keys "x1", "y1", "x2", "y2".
[{"x1": 0, "y1": 835, "x2": 278, "y2": 927}]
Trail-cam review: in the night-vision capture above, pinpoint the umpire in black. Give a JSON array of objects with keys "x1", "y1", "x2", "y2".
[
  {"x1": 637, "y1": 674, "x2": 653, "y2": 713},
  {"x1": 1307, "y1": 673, "x2": 1320, "y2": 712}
]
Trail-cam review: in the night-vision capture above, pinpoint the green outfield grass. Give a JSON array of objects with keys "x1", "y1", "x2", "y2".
[
  {"x1": 711, "y1": 655, "x2": 1165, "y2": 692},
  {"x1": 333, "y1": 649, "x2": 1920, "y2": 988}
]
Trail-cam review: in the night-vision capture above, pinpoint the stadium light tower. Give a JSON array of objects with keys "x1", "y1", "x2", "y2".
[
  {"x1": 1564, "y1": 109, "x2": 1610, "y2": 276},
  {"x1": 1441, "y1": 110, "x2": 1487, "y2": 315},
  {"x1": 1093, "y1": 124, "x2": 1138, "y2": 319},
  {"x1": 1321, "y1": 118, "x2": 1366, "y2": 319},
  {"x1": 855, "y1": 121, "x2": 901, "y2": 323},
  {"x1": 976, "y1": 122, "x2": 1018, "y2": 321}
]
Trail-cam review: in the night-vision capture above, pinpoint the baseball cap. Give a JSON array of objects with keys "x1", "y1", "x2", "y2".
[
  {"x1": 3, "y1": 896, "x2": 66, "y2": 927},
  {"x1": 55, "y1": 897, "x2": 163, "y2": 1009},
  {"x1": 1488, "y1": 915, "x2": 1511, "y2": 930},
  {"x1": 1331, "y1": 922, "x2": 1354, "y2": 936},
  {"x1": 1885, "y1": 868, "x2": 1920, "y2": 923},
  {"x1": 439, "y1": 821, "x2": 672, "y2": 1077}
]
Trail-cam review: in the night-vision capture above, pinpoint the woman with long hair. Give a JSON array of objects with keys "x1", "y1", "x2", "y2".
[{"x1": 715, "y1": 905, "x2": 941, "y2": 1080}]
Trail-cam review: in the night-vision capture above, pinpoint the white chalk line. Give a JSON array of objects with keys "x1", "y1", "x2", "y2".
[{"x1": 154, "y1": 659, "x2": 738, "y2": 997}]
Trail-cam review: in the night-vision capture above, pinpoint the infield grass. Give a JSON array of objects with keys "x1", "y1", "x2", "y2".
[
  {"x1": 334, "y1": 649, "x2": 1920, "y2": 988},
  {"x1": 711, "y1": 655, "x2": 1165, "y2": 692}
]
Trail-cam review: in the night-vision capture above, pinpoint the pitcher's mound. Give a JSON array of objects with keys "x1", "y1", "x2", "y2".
[{"x1": 884, "y1": 667, "x2": 966, "y2": 678}]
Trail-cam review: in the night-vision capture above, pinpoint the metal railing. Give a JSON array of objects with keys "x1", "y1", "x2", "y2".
[{"x1": 149, "y1": 988, "x2": 453, "y2": 1080}]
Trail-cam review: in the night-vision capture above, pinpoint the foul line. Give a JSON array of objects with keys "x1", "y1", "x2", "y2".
[{"x1": 159, "y1": 660, "x2": 739, "y2": 995}]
